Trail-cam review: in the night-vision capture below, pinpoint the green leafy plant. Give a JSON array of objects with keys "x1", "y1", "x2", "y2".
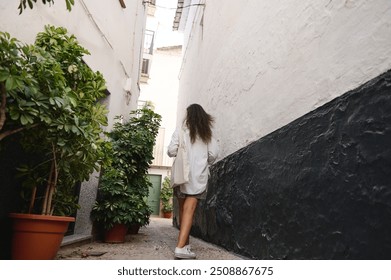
[
  {"x1": 18, "y1": 0, "x2": 75, "y2": 14},
  {"x1": 0, "y1": 26, "x2": 108, "y2": 216},
  {"x1": 91, "y1": 106, "x2": 161, "y2": 229},
  {"x1": 161, "y1": 176, "x2": 173, "y2": 213},
  {"x1": 90, "y1": 168, "x2": 134, "y2": 230}
]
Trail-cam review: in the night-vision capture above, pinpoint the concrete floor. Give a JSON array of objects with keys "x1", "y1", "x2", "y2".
[{"x1": 56, "y1": 217, "x2": 243, "y2": 260}]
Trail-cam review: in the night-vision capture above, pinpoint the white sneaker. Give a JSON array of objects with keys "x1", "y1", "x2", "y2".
[{"x1": 174, "y1": 246, "x2": 196, "y2": 259}]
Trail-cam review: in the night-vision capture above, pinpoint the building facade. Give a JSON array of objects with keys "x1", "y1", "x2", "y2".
[{"x1": 173, "y1": 0, "x2": 391, "y2": 259}]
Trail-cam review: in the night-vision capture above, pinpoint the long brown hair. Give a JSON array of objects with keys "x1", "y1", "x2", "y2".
[{"x1": 185, "y1": 104, "x2": 214, "y2": 144}]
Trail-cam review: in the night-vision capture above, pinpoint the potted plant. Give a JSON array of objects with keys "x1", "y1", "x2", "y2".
[
  {"x1": 0, "y1": 26, "x2": 108, "y2": 259},
  {"x1": 160, "y1": 176, "x2": 173, "y2": 218},
  {"x1": 127, "y1": 188, "x2": 154, "y2": 234},
  {"x1": 90, "y1": 167, "x2": 133, "y2": 243},
  {"x1": 91, "y1": 107, "x2": 161, "y2": 238}
]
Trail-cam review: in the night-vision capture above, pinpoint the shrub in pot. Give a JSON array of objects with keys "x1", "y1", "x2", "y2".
[
  {"x1": 90, "y1": 168, "x2": 134, "y2": 242},
  {"x1": 0, "y1": 26, "x2": 108, "y2": 259},
  {"x1": 160, "y1": 176, "x2": 173, "y2": 218},
  {"x1": 91, "y1": 107, "x2": 161, "y2": 238}
]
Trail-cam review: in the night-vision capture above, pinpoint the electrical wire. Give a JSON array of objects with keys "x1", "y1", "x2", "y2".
[{"x1": 79, "y1": 0, "x2": 113, "y2": 49}]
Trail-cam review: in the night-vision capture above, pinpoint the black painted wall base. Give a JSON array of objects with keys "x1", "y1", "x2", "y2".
[{"x1": 190, "y1": 70, "x2": 391, "y2": 259}]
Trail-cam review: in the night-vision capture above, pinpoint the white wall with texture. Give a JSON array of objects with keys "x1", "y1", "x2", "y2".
[{"x1": 176, "y1": 0, "x2": 391, "y2": 160}]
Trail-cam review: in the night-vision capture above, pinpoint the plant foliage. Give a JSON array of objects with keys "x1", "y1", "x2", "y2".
[
  {"x1": 160, "y1": 176, "x2": 173, "y2": 213},
  {"x1": 0, "y1": 26, "x2": 109, "y2": 216},
  {"x1": 91, "y1": 107, "x2": 161, "y2": 229},
  {"x1": 18, "y1": 0, "x2": 75, "y2": 14}
]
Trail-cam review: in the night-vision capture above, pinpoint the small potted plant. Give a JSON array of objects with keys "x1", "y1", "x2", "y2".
[
  {"x1": 90, "y1": 167, "x2": 134, "y2": 242},
  {"x1": 160, "y1": 176, "x2": 173, "y2": 218},
  {"x1": 1, "y1": 26, "x2": 108, "y2": 259}
]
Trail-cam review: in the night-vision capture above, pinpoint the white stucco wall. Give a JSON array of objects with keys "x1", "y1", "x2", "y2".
[
  {"x1": 0, "y1": 0, "x2": 147, "y2": 130},
  {"x1": 176, "y1": 0, "x2": 391, "y2": 160}
]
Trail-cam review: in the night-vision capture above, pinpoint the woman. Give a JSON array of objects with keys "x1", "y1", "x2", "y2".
[{"x1": 167, "y1": 104, "x2": 219, "y2": 259}]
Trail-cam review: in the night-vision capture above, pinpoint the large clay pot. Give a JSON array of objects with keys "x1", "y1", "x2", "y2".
[
  {"x1": 104, "y1": 223, "x2": 128, "y2": 243},
  {"x1": 9, "y1": 213, "x2": 75, "y2": 260}
]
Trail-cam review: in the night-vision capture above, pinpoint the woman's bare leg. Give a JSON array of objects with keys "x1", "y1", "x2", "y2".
[
  {"x1": 178, "y1": 197, "x2": 185, "y2": 226},
  {"x1": 177, "y1": 197, "x2": 190, "y2": 245},
  {"x1": 176, "y1": 196, "x2": 198, "y2": 248}
]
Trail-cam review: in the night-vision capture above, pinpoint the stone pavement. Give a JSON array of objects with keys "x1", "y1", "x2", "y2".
[{"x1": 56, "y1": 217, "x2": 243, "y2": 260}]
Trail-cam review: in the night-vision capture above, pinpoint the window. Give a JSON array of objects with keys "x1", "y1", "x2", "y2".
[
  {"x1": 142, "y1": 59, "x2": 150, "y2": 76},
  {"x1": 146, "y1": 0, "x2": 156, "y2": 16},
  {"x1": 144, "y1": 30, "x2": 155, "y2": 55}
]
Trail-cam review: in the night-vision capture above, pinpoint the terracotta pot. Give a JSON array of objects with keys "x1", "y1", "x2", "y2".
[
  {"x1": 104, "y1": 223, "x2": 128, "y2": 243},
  {"x1": 9, "y1": 213, "x2": 75, "y2": 260},
  {"x1": 163, "y1": 211, "x2": 172, "y2": 219}
]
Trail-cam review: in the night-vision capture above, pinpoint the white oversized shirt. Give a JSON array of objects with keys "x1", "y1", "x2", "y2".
[{"x1": 167, "y1": 127, "x2": 219, "y2": 195}]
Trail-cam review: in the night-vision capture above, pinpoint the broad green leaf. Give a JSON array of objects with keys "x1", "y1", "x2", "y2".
[
  {"x1": 5, "y1": 76, "x2": 17, "y2": 91},
  {"x1": 9, "y1": 110, "x2": 20, "y2": 120},
  {"x1": 68, "y1": 96, "x2": 77, "y2": 107},
  {"x1": 0, "y1": 69, "x2": 9, "y2": 82},
  {"x1": 66, "y1": 0, "x2": 73, "y2": 11},
  {"x1": 20, "y1": 114, "x2": 28, "y2": 125}
]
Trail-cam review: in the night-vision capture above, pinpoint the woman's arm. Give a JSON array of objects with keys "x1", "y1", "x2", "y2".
[
  {"x1": 208, "y1": 137, "x2": 219, "y2": 164},
  {"x1": 167, "y1": 128, "x2": 179, "y2": 157}
]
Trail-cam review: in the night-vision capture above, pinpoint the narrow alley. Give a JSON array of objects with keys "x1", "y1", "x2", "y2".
[
  {"x1": 1, "y1": 0, "x2": 391, "y2": 267},
  {"x1": 56, "y1": 217, "x2": 243, "y2": 260}
]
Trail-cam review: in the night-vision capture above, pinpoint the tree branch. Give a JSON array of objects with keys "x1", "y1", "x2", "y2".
[
  {"x1": 42, "y1": 159, "x2": 54, "y2": 215},
  {"x1": 0, "y1": 123, "x2": 39, "y2": 141}
]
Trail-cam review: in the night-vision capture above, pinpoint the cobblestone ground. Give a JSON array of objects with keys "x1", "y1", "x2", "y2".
[{"x1": 56, "y1": 217, "x2": 243, "y2": 260}]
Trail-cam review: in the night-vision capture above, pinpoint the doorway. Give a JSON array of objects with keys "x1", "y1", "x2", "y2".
[{"x1": 147, "y1": 174, "x2": 162, "y2": 215}]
